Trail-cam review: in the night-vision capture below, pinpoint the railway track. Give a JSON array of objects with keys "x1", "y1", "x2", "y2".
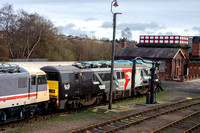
[
  {"x1": 70, "y1": 97, "x2": 200, "y2": 133},
  {"x1": 0, "y1": 95, "x2": 144, "y2": 131},
  {"x1": 152, "y1": 110, "x2": 200, "y2": 133}
]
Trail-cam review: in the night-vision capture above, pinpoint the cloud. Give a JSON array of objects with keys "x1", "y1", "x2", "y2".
[
  {"x1": 157, "y1": 32, "x2": 176, "y2": 35},
  {"x1": 184, "y1": 29, "x2": 189, "y2": 32},
  {"x1": 192, "y1": 26, "x2": 200, "y2": 34},
  {"x1": 59, "y1": 23, "x2": 75, "y2": 29},
  {"x1": 101, "y1": 21, "x2": 165, "y2": 32},
  {"x1": 101, "y1": 21, "x2": 112, "y2": 29},
  {"x1": 85, "y1": 18, "x2": 97, "y2": 21},
  {"x1": 57, "y1": 23, "x2": 96, "y2": 37}
]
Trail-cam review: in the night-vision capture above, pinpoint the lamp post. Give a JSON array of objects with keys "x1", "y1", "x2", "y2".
[{"x1": 108, "y1": 0, "x2": 121, "y2": 110}]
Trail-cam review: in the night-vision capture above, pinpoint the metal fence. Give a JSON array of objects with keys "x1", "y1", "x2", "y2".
[{"x1": 10, "y1": 58, "x2": 49, "y2": 62}]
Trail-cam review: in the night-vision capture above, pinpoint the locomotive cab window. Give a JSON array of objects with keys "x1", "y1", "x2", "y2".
[
  {"x1": 74, "y1": 73, "x2": 79, "y2": 80},
  {"x1": 117, "y1": 72, "x2": 121, "y2": 79},
  {"x1": 122, "y1": 72, "x2": 125, "y2": 79},
  {"x1": 38, "y1": 75, "x2": 47, "y2": 85},
  {"x1": 62, "y1": 73, "x2": 69, "y2": 81},
  {"x1": 144, "y1": 70, "x2": 148, "y2": 76},
  {"x1": 141, "y1": 70, "x2": 143, "y2": 77},
  {"x1": 99, "y1": 73, "x2": 110, "y2": 81},
  {"x1": 31, "y1": 76, "x2": 36, "y2": 85}
]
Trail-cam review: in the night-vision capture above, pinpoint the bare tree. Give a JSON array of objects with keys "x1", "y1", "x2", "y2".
[
  {"x1": 0, "y1": 4, "x2": 17, "y2": 58},
  {"x1": 0, "y1": 4, "x2": 58, "y2": 59},
  {"x1": 121, "y1": 27, "x2": 132, "y2": 41}
]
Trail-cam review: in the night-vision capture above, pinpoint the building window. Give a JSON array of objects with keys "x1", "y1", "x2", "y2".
[
  {"x1": 150, "y1": 36, "x2": 154, "y2": 39},
  {"x1": 159, "y1": 40, "x2": 163, "y2": 43},
  {"x1": 165, "y1": 36, "x2": 169, "y2": 39},
  {"x1": 159, "y1": 61, "x2": 166, "y2": 72},
  {"x1": 145, "y1": 40, "x2": 149, "y2": 43},
  {"x1": 141, "y1": 40, "x2": 144, "y2": 43},
  {"x1": 160, "y1": 36, "x2": 163, "y2": 39},
  {"x1": 145, "y1": 36, "x2": 149, "y2": 39},
  {"x1": 164, "y1": 40, "x2": 168, "y2": 43},
  {"x1": 170, "y1": 36, "x2": 174, "y2": 39},
  {"x1": 155, "y1": 40, "x2": 158, "y2": 43},
  {"x1": 141, "y1": 36, "x2": 144, "y2": 39},
  {"x1": 170, "y1": 40, "x2": 174, "y2": 43},
  {"x1": 155, "y1": 36, "x2": 158, "y2": 39},
  {"x1": 175, "y1": 40, "x2": 179, "y2": 43},
  {"x1": 150, "y1": 40, "x2": 153, "y2": 43},
  {"x1": 175, "y1": 36, "x2": 179, "y2": 39}
]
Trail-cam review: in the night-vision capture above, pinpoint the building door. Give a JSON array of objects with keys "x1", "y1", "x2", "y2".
[{"x1": 176, "y1": 66, "x2": 179, "y2": 77}]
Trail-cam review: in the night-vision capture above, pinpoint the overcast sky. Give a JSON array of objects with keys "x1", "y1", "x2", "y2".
[{"x1": 1, "y1": 0, "x2": 200, "y2": 41}]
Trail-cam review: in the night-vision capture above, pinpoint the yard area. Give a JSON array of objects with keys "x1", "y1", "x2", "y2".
[{"x1": 7, "y1": 79, "x2": 200, "y2": 133}]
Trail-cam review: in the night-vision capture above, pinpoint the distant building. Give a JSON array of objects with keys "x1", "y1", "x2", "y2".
[
  {"x1": 138, "y1": 35, "x2": 190, "y2": 60},
  {"x1": 115, "y1": 47, "x2": 186, "y2": 79},
  {"x1": 139, "y1": 35, "x2": 189, "y2": 45},
  {"x1": 115, "y1": 35, "x2": 200, "y2": 79},
  {"x1": 188, "y1": 36, "x2": 200, "y2": 75},
  {"x1": 116, "y1": 35, "x2": 200, "y2": 78}
]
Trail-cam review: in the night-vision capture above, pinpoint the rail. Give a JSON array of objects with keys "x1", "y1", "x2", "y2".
[{"x1": 70, "y1": 97, "x2": 200, "y2": 133}]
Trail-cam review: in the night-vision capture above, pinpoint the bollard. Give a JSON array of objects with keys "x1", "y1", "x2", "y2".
[
  {"x1": 146, "y1": 92, "x2": 150, "y2": 104},
  {"x1": 180, "y1": 76, "x2": 184, "y2": 82}
]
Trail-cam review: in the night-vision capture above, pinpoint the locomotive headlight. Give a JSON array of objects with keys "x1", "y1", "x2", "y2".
[{"x1": 65, "y1": 94, "x2": 68, "y2": 97}]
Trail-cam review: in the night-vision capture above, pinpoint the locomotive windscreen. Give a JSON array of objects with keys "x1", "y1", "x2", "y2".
[{"x1": 46, "y1": 72, "x2": 59, "y2": 81}]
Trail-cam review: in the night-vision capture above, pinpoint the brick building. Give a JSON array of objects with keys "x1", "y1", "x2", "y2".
[
  {"x1": 115, "y1": 47, "x2": 186, "y2": 79},
  {"x1": 138, "y1": 35, "x2": 190, "y2": 59},
  {"x1": 115, "y1": 35, "x2": 192, "y2": 79},
  {"x1": 188, "y1": 36, "x2": 200, "y2": 75},
  {"x1": 115, "y1": 35, "x2": 200, "y2": 79}
]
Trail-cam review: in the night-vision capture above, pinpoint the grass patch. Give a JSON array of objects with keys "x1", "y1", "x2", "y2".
[
  {"x1": 63, "y1": 107, "x2": 105, "y2": 122},
  {"x1": 114, "y1": 96, "x2": 146, "y2": 105}
]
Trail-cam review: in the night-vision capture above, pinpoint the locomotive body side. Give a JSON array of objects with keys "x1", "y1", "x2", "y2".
[{"x1": 0, "y1": 67, "x2": 49, "y2": 123}]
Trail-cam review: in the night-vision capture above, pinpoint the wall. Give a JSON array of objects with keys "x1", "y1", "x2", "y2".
[{"x1": 188, "y1": 62, "x2": 200, "y2": 75}]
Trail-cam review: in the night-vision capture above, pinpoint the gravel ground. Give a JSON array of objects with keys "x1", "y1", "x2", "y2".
[
  {"x1": 7, "y1": 79, "x2": 200, "y2": 133},
  {"x1": 122, "y1": 79, "x2": 200, "y2": 133}
]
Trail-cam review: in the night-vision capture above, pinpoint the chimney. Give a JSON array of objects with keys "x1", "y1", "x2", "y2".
[
  {"x1": 192, "y1": 36, "x2": 200, "y2": 58},
  {"x1": 121, "y1": 38, "x2": 127, "y2": 48}
]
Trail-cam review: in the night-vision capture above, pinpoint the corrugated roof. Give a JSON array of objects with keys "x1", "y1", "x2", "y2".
[{"x1": 115, "y1": 47, "x2": 181, "y2": 59}]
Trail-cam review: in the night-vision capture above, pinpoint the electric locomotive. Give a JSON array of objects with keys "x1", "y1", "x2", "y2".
[
  {"x1": 41, "y1": 60, "x2": 154, "y2": 110},
  {"x1": 0, "y1": 63, "x2": 49, "y2": 123}
]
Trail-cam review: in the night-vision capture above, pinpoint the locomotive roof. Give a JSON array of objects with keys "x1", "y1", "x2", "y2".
[
  {"x1": 21, "y1": 67, "x2": 46, "y2": 75},
  {"x1": 41, "y1": 63, "x2": 150, "y2": 73},
  {"x1": 41, "y1": 65, "x2": 79, "y2": 72}
]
